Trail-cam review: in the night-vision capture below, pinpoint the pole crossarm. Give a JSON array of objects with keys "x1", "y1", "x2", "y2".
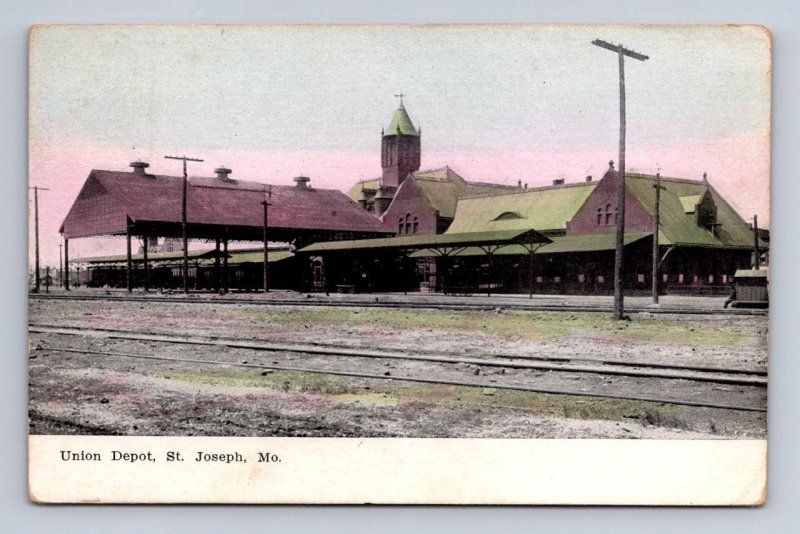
[{"x1": 591, "y1": 40, "x2": 649, "y2": 61}]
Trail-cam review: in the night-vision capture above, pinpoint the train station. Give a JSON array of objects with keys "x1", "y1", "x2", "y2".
[{"x1": 59, "y1": 102, "x2": 767, "y2": 299}]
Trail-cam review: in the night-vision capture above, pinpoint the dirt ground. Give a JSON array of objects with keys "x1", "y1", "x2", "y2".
[{"x1": 28, "y1": 294, "x2": 768, "y2": 439}]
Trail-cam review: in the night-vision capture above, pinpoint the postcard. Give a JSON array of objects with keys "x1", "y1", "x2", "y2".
[{"x1": 28, "y1": 24, "x2": 769, "y2": 504}]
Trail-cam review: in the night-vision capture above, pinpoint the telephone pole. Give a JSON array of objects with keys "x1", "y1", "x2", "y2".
[
  {"x1": 261, "y1": 186, "x2": 273, "y2": 293},
  {"x1": 165, "y1": 155, "x2": 204, "y2": 294},
  {"x1": 592, "y1": 39, "x2": 649, "y2": 320},
  {"x1": 752, "y1": 215, "x2": 760, "y2": 269},
  {"x1": 652, "y1": 171, "x2": 666, "y2": 304},
  {"x1": 29, "y1": 186, "x2": 50, "y2": 292},
  {"x1": 59, "y1": 244, "x2": 63, "y2": 287}
]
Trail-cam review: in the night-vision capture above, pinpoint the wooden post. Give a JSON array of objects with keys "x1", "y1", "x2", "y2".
[
  {"x1": 753, "y1": 214, "x2": 760, "y2": 269},
  {"x1": 34, "y1": 187, "x2": 40, "y2": 290},
  {"x1": 222, "y1": 238, "x2": 229, "y2": 293},
  {"x1": 143, "y1": 236, "x2": 149, "y2": 291},
  {"x1": 592, "y1": 39, "x2": 649, "y2": 320},
  {"x1": 29, "y1": 186, "x2": 49, "y2": 291},
  {"x1": 652, "y1": 173, "x2": 665, "y2": 304},
  {"x1": 63, "y1": 238, "x2": 70, "y2": 291},
  {"x1": 164, "y1": 155, "x2": 204, "y2": 294},
  {"x1": 529, "y1": 247, "x2": 535, "y2": 299},
  {"x1": 214, "y1": 238, "x2": 221, "y2": 292},
  {"x1": 126, "y1": 220, "x2": 133, "y2": 293}
]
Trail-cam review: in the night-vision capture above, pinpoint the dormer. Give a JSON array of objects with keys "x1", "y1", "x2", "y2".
[{"x1": 681, "y1": 189, "x2": 719, "y2": 235}]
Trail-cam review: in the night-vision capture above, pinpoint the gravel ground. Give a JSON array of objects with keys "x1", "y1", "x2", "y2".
[{"x1": 28, "y1": 294, "x2": 768, "y2": 439}]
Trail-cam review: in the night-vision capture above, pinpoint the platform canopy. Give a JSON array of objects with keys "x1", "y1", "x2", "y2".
[
  {"x1": 297, "y1": 228, "x2": 552, "y2": 257},
  {"x1": 409, "y1": 231, "x2": 652, "y2": 258},
  {"x1": 59, "y1": 168, "x2": 393, "y2": 245}
]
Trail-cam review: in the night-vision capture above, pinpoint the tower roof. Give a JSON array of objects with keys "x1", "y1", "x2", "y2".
[{"x1": 386, "y1": 103, "x2": 419, "y2": 137}]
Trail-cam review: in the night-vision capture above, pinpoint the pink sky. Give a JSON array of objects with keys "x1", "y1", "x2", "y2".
[{"x1": 28, "y1": 128, "x2": 769, "y2": 266}]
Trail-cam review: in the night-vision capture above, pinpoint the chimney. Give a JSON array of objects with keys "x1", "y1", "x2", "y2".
[
  {"x1": 130, "y1": 161, "x2": 150, "y2": 177},
  {"x1": 293, "y1": 176, "x2": 311, "y2": 189},
  {"x1": 586, "y1": 175, "x2": 592, "y2": 182},
  {"x1": 215, "y1": 167, "x2": 233, "y2": 181},
  {"x1": 553, "y1": 178, "x2": 565, "y2": 186}
]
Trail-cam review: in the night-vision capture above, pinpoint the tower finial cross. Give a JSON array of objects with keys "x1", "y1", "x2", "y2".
[{"x1": 395, "y1": 92, "x2": 405, "y2": 104}]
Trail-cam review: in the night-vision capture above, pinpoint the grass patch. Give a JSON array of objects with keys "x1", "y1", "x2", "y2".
[
  {"x1": 228, "y1": 307, "x2": 748, "y2": 346},
  {"x1": 370, "y1": 383, "x2": 685, "y2": 425},
  {"x1": 157, "y1": 368, "x2": 353, "y2": 394},
  {"x1": 157, "y1": 368, "x2": 687, "y2": 428}
]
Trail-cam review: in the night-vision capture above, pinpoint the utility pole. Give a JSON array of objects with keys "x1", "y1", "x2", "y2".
[
  {"x1": 165, "y1": 155, "x2": 204, "y2": 294},
  {"x1": 29, "y1": 186, "x2": 50, "y2": 292},
  {"x1": 261, "y1": 186, "x2": 272, "y2": 293},
  {"x1": 652, "y1": 171, "x2": 666, "y2": 304},
  {"x1": 592, "y1": 39, "x2": 649, "y2": 320},
  {"x1": 59, "y1": 244, "x2": 63, "y2": 287},
  {"x1": 753, "y1": 215, "x2": 760, "y2": 269}
]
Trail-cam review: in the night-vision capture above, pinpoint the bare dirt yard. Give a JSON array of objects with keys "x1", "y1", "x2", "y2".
[{"x1": 28, "y1": 292, "x2": 768, "y2": 439}]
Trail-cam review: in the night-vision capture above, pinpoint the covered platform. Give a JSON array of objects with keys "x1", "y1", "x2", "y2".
[
  {"x1": 297, "y1": 229, "x2": 552, "y2": 295},
  {"x1": 59, "y1": 163, "x2": 392, "y2": 292}
]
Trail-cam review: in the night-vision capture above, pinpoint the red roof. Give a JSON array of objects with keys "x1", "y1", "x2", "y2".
[{"x1": 61, "y1": 170, "x2": 393, "y2": 239}]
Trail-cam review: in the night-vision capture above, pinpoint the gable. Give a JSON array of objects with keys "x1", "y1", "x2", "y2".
[
  {"x1": 626, "y1": 175, "x2": 752, "y2": 248},
  {"x1": 565, "y1": 169, "x2": 652, "y2": 235}
]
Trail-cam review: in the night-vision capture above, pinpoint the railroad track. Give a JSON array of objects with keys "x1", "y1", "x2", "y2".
[
  {"x1": 29, "y1": 324, "x2": 768, "y2": 412},
  {"x1": 29, "y1": 292, "x2": 768, "y2": 316}
]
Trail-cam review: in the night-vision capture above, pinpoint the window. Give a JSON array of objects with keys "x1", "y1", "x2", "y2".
[
  {"x1": 605, "y1": 204, "x2": 613, "y2": 225},
  {"x1": 614, "y1": 206, "x2": 619, "y2": 224},
  {"x1": 404, "y1": 213, "x2": 412, "y2": 234},
  {"x1": 708, "y1": 274, "x2": 714, "y2": 284},
  {"x1": 597, "y1": 275, "x2": 605, "y2": 283},
  {"x1": 596, "y1": 208, "x2": 603, "y2": 225},
  {"x1": 398, "y1": 217, "x2": 404, "y2": 234},
  {"x1": 578, "y1": 274, "x2": 585, "y2": 283},
  {"x1": 722, "y1": 274, "x2": 728, "y2": 284},
  {"x1": 554, "y1": 276, "x2": 561, "y2": 283},
  {"x1": 536, "y1": 276, "x2": 543, "y2": 284},
  {"x1": 678, "y1": 274, "x2": 684, "y2": 284},
  {"x1": 493, "y1": 211, "x2": 525, "y2": 221},
  {"x1": 637, "y1": 273, "x2": 645, "y2": 283},
  {"x1": 662, "y1": 273, "x2": 668, "y2": 283},
  {"x1": 412, "y1": 216, "x2": 419, "y2": 234}
]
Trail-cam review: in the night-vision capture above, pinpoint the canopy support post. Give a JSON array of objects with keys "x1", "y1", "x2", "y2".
[{"x1": 142, "y1": 236, "x2": 149, "y2": 292}]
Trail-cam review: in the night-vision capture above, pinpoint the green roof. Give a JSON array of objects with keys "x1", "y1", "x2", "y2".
[
  {"x1": 625, "y1": 175, "x2": 754, "y2": 248},
  {"x1": 347, "y1": 178, "x2": 380, "y2": 203},
  {"x1": 386, "y1": 103, "x2": 419, "y2": 137},
  {"x1": 445, "y1": 183, "x2": 596, "y2": 234},
  {"x1": 74, "y1": 248, "x2": 294, "y2": 265},
  {"x1": 679, "y1": 194, "x2": 702, "y2": 213},
  {"x1": 222, "y1": 249, "x2": 294, "y2": 264},
  {"x1": 297, "y1": 229, "x2": 551, "y2": 254},
  {"x1": 734, "y1": 269, "x2": 767, "y2": 278},
  {"x1": 410, "y1": 232, "x2": 650, "y2": 258},
  {"x1": 74, "y1": 249, "x2": 220, "y2": 264}
]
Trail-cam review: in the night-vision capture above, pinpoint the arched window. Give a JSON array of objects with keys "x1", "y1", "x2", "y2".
[
  {"x1": 596, "y1": 207, "x2": 603, "y2": 225},
  {"x1": 398, "y1": 216, "x2": 405, "y2": 234},
  {"x1": 412, "y1": 216, "x2": 419, "y2": 234},
  {"x1": 604, "y1": 204, "x2": 613, "y2": 225},
  {"x1": 614, "y1": 206, "x2": 619, "y2": 224},
  {"x1": 404, "y1": 213, "x2": 412, "y2": 234}
]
